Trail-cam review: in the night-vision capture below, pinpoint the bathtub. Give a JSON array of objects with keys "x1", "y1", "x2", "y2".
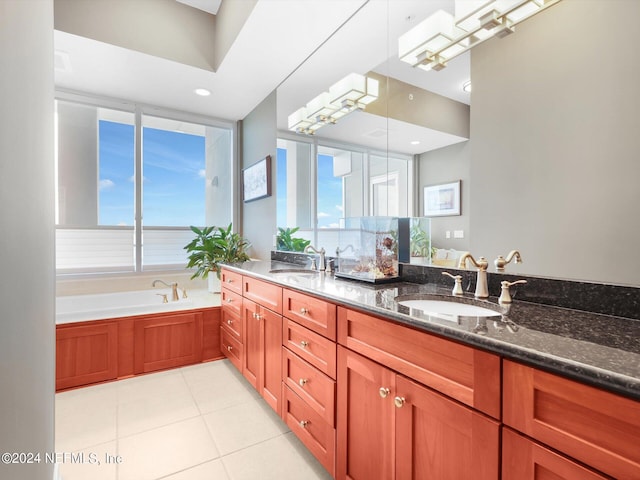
[{"x1": 56, "y1": 288, "x2": 219, "y2": 324}]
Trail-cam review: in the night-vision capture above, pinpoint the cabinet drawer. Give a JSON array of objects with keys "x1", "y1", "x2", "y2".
[
  {"x1": 221, "y1": 306, "x2": 242, "y2": 339},
  {"x1": 337, "y1": 306, "x2": 500, "y2": 418},
  {"x1": 283, "y1": 289, "x2": 336, "y2": 340},
  {"x1": 221, "y1": 288, "x2": 242, "y2": 316},
  {"x1": 502, "y1": 428, "x2": 608, "y2": 480},
  {"x1": 282, "y1": 385, "x2": 335, "y2": 477},
  {"x1": 283, "y1": 318, "x2": 336, "y2": 379},
  {"x1": 503, "y1": 360, "x2": 640, "y2": 480},
  {"x1": 243, "y1": 276, "x2": 282, "y2": 314},
  {"x1": 283, "y1": 348, "x2": 336, "y2": 426},
  {"x1": 220, "y1": 325, "x2": 242, "y2": 371},
  {"x1": 221, "y1": 268, "x2": 242, "y2": 295}
]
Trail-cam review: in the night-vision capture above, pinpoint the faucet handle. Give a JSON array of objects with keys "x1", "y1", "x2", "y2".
[
  {"x1": 442, "y1": 272, "x2": 464, "y2": 296},
  {"x1": 499, "y1": 279, "x2": 527, "y2": 304},
  {"x1": 310, "y1": 258, "x2": 317, "y2": 270}
]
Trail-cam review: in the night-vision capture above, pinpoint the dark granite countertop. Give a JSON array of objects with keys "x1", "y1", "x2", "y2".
[{"x1": 225, "y1": 260, "x2": 640, "y2": 401}]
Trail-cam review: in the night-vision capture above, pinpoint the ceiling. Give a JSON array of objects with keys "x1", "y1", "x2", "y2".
[{"x1": 54, "y1": 0, "x2": 471, "y2": 152}]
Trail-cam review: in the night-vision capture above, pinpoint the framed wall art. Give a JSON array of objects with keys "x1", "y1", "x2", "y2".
[
  {"x1": 242, "y1": 155, "x2": 271, "y2": 202},
  {"x1": 423, "y1": 180, "x2": 461, "y2": 216}
]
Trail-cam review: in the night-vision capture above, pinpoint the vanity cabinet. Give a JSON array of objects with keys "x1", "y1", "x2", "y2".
[
  {"x1": 281, "y1": 288, "x2": 338, "y2": 476},
  {"x1": 337, "y1": 306, "x2": 501, "y2": 419},
  {"x1": 220, "y1": 285, "x2": 243, "y2": 371},
  {"x1": 242, "y1": 296, "x2": 283, "y2": 414},
  {"x1": 503, "y1": 360, "x2": 640, "y2": 480},
  {"x1": 56, "y1": 321, "x2": 119, "y2": 391},
  {"x1": 502, "y1": 428, "x2": 609, "y2": 480},
  {"x1": 336, "y1": 346, "x2": 499, "y2": 480}
]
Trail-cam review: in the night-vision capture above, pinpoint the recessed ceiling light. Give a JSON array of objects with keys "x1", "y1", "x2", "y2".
[
  {"x1": 410, "y1": 140, "x2": 420, "y2": 145},
  {"x1": 194, "y1": 88, "x2": 211, "y2": 97},
  {"x1": 462, "y1": 81, "x2": 471, "y2": 93}
]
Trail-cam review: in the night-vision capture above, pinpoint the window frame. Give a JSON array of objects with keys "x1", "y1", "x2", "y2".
[{"x1": 55, "y1": 90, "x2": 238, "y2": 278}]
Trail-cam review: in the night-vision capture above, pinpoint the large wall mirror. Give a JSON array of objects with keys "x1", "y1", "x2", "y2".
[{"x1": 275, "y1": 0, "x2": 640, "y2": 287}]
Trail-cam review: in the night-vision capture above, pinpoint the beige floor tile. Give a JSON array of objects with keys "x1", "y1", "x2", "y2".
[
  {"x1": 55, "y1": 388, "x2": 117, "y2": 452},
  {"x1": 117, "y1": 416, "x2": 219, "y2": 480},
  {"x1": 115, "y1": 369, "x2": 190, "y2": 405},
  {"x1": 203, "y1": 398, "x2": 289, "y2": 456},
  {"x1": 117, "y1": 387, "x2": 200, "y2": 437},
  {"x1": 56, "y1": 440, "x2": 118, "y2": 480},
  {"x1": 221, "y1": 432, "x2": 332, "y2": 480},
  {"x1": 182, "y1": 361, "x2": 260, "y2": 414},
  {"x1": 161, "y1": 459, "x2": 230, "y2": 480}
]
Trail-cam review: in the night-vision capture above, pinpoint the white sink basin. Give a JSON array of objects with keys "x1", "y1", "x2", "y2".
[{"x1": 397, "y1": 299, "x2": 501, "y2": 319}]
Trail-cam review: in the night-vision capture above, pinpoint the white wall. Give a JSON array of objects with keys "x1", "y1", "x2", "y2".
[
  {"x1": 0, "y1": 1, "x2": 55, "y2": 480},
  {"x1": 470, "y1": 0, "x2": 640, "y2": 285}
]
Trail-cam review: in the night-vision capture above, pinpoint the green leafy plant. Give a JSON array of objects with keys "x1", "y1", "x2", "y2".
[
  {"x1": 184, "y1": 223, "x2": 251, "y2": 280},
  {"x1": 276, "y1": 227, "x2": 310, "y2": 252},
  {"x1": 410, "y1": 223, "x2": 431, "y2": 257}
]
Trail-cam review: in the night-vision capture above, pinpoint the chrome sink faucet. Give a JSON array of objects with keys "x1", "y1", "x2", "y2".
[
  {"x1": 304, "y1": 245, "x2": 326, "y2": 271},
  {"x1": 458, "y1": 253, "x2": 489, "y2": 299},
  {"x1": 152, "y1": 279, "x2": 179, "y2": 301}
]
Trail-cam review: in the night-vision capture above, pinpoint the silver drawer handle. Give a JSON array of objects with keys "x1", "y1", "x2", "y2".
[
  {"x1": 299, "y1": 420, "x2": 309, "y2": 428},
  {"x1": 299, "y1": 378, "x2": 308, "y2": 387},
  {"x1": 226, "y1": 298, "x2": 233, "y2": 303},
  {"x1": 300, "y1": 340, "x2": 309, "y2": 348},
  {"x1": 227, "y1": 345, "x2": 232, "y2": 352},
  {"x1": 300, "y1": 307, "x2": 309, "y2": 315},
  {"x1": 227, "y1": 319, "x2": 233, "y2": 325}
]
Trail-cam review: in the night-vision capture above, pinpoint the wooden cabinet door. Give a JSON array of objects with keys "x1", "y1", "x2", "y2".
[
  {"x1": 503, "y1": 360, "x2": 640, "y2": 480},
  {"x1": 56, "y1": 322, "x2": 118, "y2": 391},
  {"x1": 502, "y1": 428, "x2": 609, "y2": 480},
  {"x1": 242, "y1": 298, "x2": 282, "y2": 414},
  {"x1": 133, "y1": 312, "x2": 202, "y2": 374},
  {"x1": 242, "y1": 298, "x2": 260, "y2": 390},
  {"x1": 395, "y1": 375, "x2": 499, "y2": 480},
  {"x1": 261, "y1": 305, "x2": 282, "y2": 415},
  {"x1": 337, "y1": 346, "x2": 395, "y2": 480}
]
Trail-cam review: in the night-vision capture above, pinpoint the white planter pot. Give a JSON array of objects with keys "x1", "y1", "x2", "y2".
[{"x1": 207, "y1": 275, "x2": 221, "y2": 293}]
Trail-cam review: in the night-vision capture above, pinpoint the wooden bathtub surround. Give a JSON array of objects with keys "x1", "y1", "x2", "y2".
[
  {"x1": 220, "y1": 267, "x2": 640, "y2": 480},
  {"x1": 55, "y1": 306, "x2": 222, "y2": 391}
]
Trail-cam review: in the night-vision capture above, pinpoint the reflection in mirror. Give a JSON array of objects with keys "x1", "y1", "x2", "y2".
[{"x1": 276, "y1": 1, "x2": 639, "y2": 285}]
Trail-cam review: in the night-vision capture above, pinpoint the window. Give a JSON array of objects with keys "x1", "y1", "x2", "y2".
[
  {"x1": 55, "y1": 95, "x2": 233, "y2": 275},
  {"x1": 276, "y1": 135, "x2": 413, "y2": 249}
]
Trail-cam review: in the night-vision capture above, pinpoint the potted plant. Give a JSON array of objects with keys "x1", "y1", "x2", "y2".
[
  {"x1": 184, "y1": 223, "x2": 251, "y2": 292},
  {"x1": 276, "y1": 226, "x2": 310, "y2": 252}
]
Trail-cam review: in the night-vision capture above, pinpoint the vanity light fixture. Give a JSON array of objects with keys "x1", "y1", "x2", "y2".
[
  {"x1": 399, "y1": 0, "x2": 562, "y2": 72},
  {"x1": 288, "y1": 73, "x2": 379, "y2": 135},
  {"x1": 194, "y1": 88, "x2": 211, "y2": 96}
]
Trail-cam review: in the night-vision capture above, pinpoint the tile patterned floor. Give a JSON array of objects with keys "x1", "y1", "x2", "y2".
[{"x1": 55, "y1": 360, "x2": 333, "y2": 480}]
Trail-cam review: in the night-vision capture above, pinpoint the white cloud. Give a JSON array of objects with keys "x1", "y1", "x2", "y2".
[
  {"x1": 198, "y1": 169, "x2": 206, "y2": 178},
  {"x1": 318, "y1": 212, "x2": 331, "y2": 218},
  {"x1": 336, "y1": 205, "x2": 344, "y2": 212},
  {"x1": 99, "y1": 179, "x2": 115, "y2": 190}
]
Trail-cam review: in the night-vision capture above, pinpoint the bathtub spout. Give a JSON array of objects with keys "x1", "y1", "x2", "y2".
[{"x1": 152, "y1": 279, "x2": 179, "y2": 301}]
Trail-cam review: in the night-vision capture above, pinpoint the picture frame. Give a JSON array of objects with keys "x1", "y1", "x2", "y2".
[
  {"x1": 242, "y1": 155, "x2": 271, "y2": 202},
  {"x1": 423, "y1": 180, "x2": 461, "y2": 216}
]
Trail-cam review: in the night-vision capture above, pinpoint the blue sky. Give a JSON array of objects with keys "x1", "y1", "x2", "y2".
[
  {"x1": 98, "y1": 120, "x2": 206, "y2": 226},
  {"x1": 276, "y1": 147, "x2": 343, "y2": 229}
]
